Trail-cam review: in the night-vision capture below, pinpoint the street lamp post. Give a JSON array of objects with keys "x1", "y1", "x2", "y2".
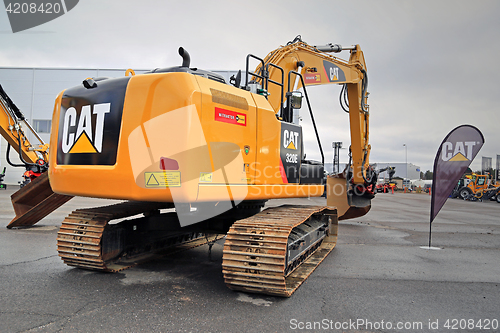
[
  {"x1": 403, "y1": 144, "x2": 407, "y2": 187},
  {"x1": 332, "y1": 142, "x2": 342, "y2": 174}
]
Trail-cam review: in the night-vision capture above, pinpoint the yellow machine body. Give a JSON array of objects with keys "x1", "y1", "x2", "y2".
[
  {"x1": 49, "y1": 72, "x2": 323, "y2": 203},
  {"x1": 42, "y1": 38, "x2": 377, "y2": 296}
]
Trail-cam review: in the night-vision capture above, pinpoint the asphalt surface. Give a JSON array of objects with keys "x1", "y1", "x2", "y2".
[{"x1": 0, "y1": 188, "x2": 499, "y2": 333}]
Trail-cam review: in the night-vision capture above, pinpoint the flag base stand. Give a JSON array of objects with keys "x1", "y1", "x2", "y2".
[{"x1": 419, "y1": 246, "x2": 442, "y2": 250}]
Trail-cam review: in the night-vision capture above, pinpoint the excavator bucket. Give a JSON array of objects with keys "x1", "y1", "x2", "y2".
[
  {"x1": 7, "y1": 172, "x2": 73, "y2": 228},
  {"x1": 326, "y1": 175, "x2": 371, "y2": 220}
]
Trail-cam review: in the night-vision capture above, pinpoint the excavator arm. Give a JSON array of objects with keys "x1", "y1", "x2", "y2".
[
  {"x1": 0, "y1": 84, "x2": 72, "y2": 228},
  {"x1": 247, "y1": 37, "x2": 374, "y2": 215},
  {"x1": 0, "y1": 84, "x2": 48, "y2": 164},
  {"x1": 250, "y1": 38, "x2": 371, "y2": 182}
]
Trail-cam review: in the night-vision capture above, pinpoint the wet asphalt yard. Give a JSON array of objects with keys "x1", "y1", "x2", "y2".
[{"x1": 0, "y1": 188, "x2": 499, "y2": 333}]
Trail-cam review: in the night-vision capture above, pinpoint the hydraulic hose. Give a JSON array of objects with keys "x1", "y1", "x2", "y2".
[
  {"x1": 17, "y1": 136, "x2": 38, "y2": 167},
  {"x1": 360, "y1": 69, "x2": 368, "y2": 113},
  {"x1": 340, "y1": 69, "x2": 368, "y2": 113},
  {"x1": 6, "y1": 143, "x2": 25, "y2": 168},
  {"x1": 340, "y1": 84, "x2": 349, "y2": 113}
]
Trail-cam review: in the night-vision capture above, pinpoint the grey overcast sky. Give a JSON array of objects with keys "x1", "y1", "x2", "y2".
[{"x1": 1, "y1": 0, "x2": 499, "y2": 174}]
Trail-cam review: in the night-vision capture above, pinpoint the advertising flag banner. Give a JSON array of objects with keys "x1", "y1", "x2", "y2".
[
  {"x1": 430, "y1": 125, "x2": 484, "y2": 223},
  {"x1": 482, "y1": 156, "x2": 492, "y2": 175},
  {"x1": 497, "y1": 155, "x2": 500, "y2": 182}
]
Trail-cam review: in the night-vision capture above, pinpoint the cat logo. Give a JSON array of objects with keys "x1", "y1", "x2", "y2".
[
  {"x1": 329, "y1": 67, "x2": 339, "y2": 81},
  {"x1": 61, "y1": 103, "x2": 110, "y2": 154},
  {"x1": 441, "y1": 141, "x2": 477, "y2": 161},
  {"x1": 323, "y1": 60, "x2": 346, "y2": 83},
  {"x1": 283, "y1": 129, "x2": 299, "y2": 150}
]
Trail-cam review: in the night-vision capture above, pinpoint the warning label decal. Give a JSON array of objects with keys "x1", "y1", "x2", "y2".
[
  {"x1": 214, "y1": 107, "x2": 247, "y2": 126},
  {"x1": 145, "y1": 171, "x2": 181, "y2": 188},
  {"x1": 199, "y1": 172, "x2": 213, "y2": 182}
]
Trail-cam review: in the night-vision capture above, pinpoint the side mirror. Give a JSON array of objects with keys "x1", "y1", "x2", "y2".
[
  {"x1": 290, "y1": 91, "x2": 303, "y2": 109},
  {"x1": 230, "y1": 70, "x2": 242, "y2": 88}
]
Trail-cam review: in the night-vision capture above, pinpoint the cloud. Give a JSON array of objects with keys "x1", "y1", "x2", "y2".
[{"x1": 1, "y1": 0, "x2": 499, "y2": 173}]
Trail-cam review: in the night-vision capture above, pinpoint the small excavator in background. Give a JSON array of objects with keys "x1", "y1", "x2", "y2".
[
  {"x1": 375, "y1": 166, "x2": 396, "y2": 193},
  {"x1": 3, "y1": 36, "x2": 376, "y2": 296},
  {"x1": 0, "y1": 84, "x2": 73, "y2": 228}
]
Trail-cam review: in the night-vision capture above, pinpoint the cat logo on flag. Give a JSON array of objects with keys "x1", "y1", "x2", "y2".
[
  {"x1": 430, "y1": 125, "x2": 484, "y2": 226},
  {"x1": 441, "y1": 141, "x2": 478, "y2": 161}
]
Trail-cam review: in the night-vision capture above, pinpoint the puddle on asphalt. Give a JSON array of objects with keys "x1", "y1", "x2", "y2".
[
  {"x1": 119, "y1": 270, "x2": 173, "y2": 285},
  {"x1": 236, "y1": 293, "x2": 272, "y2": 306}
]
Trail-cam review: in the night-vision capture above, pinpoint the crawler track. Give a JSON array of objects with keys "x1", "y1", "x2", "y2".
[
  {"x1": 57, "y1": 201, "x2": 207, "y2": 272},
  {"x1": 222, "y1": 205, "x2": 338, "y2": 297}
]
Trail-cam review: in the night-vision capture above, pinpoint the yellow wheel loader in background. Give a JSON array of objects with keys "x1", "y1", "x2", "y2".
[
  {"x1": 458, "y1": 173, "x2": 500, "y2": 202},
  {"x1": 3, "y1": 37, "x2": 376, "y2": 296}
]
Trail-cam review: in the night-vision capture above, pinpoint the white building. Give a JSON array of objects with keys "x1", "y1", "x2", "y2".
[
  {"x1": 325, "y1": 162, "x2": 421, "y2": 181},
  {"x1": 375, "y1": 162, "x2": 421, "y2": 180}
]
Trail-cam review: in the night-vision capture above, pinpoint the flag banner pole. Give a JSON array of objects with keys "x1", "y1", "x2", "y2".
[{"x1": 427, "y1": 125, "x2": 484, "y2": 249}]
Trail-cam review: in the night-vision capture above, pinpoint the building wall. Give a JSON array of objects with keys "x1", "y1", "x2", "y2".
[
  {"x1": 2, "y1": 67, "x2": 420, "y2": 186},
  {"x1": 325, "y1": 162, "x2": 421, "y2": 180},
  {"x1": 375, "y1": 162, "x2": 421, "y2": 180}
]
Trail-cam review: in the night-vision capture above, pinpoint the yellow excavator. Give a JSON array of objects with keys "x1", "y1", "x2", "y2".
[{"x1": 5, "y1": 36, "x2": 376, "y2": 296}]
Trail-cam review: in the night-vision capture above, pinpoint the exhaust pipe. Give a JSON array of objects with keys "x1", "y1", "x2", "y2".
[{"x1": 179, "y1": 47, "x2": 190, "y2": 68}]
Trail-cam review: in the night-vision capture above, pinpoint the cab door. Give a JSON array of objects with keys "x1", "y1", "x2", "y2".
[{"x1": 196, "y1": 77, "x2": 257, "y2": 185}]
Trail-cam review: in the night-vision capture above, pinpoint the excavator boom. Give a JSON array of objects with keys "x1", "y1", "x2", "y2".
[
  {"x1": 254, "y1": 38, "x2": 371, "y2": 186},
  {"x1": 247, "y1": 37, "x2": 374, "y2": 216}
]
